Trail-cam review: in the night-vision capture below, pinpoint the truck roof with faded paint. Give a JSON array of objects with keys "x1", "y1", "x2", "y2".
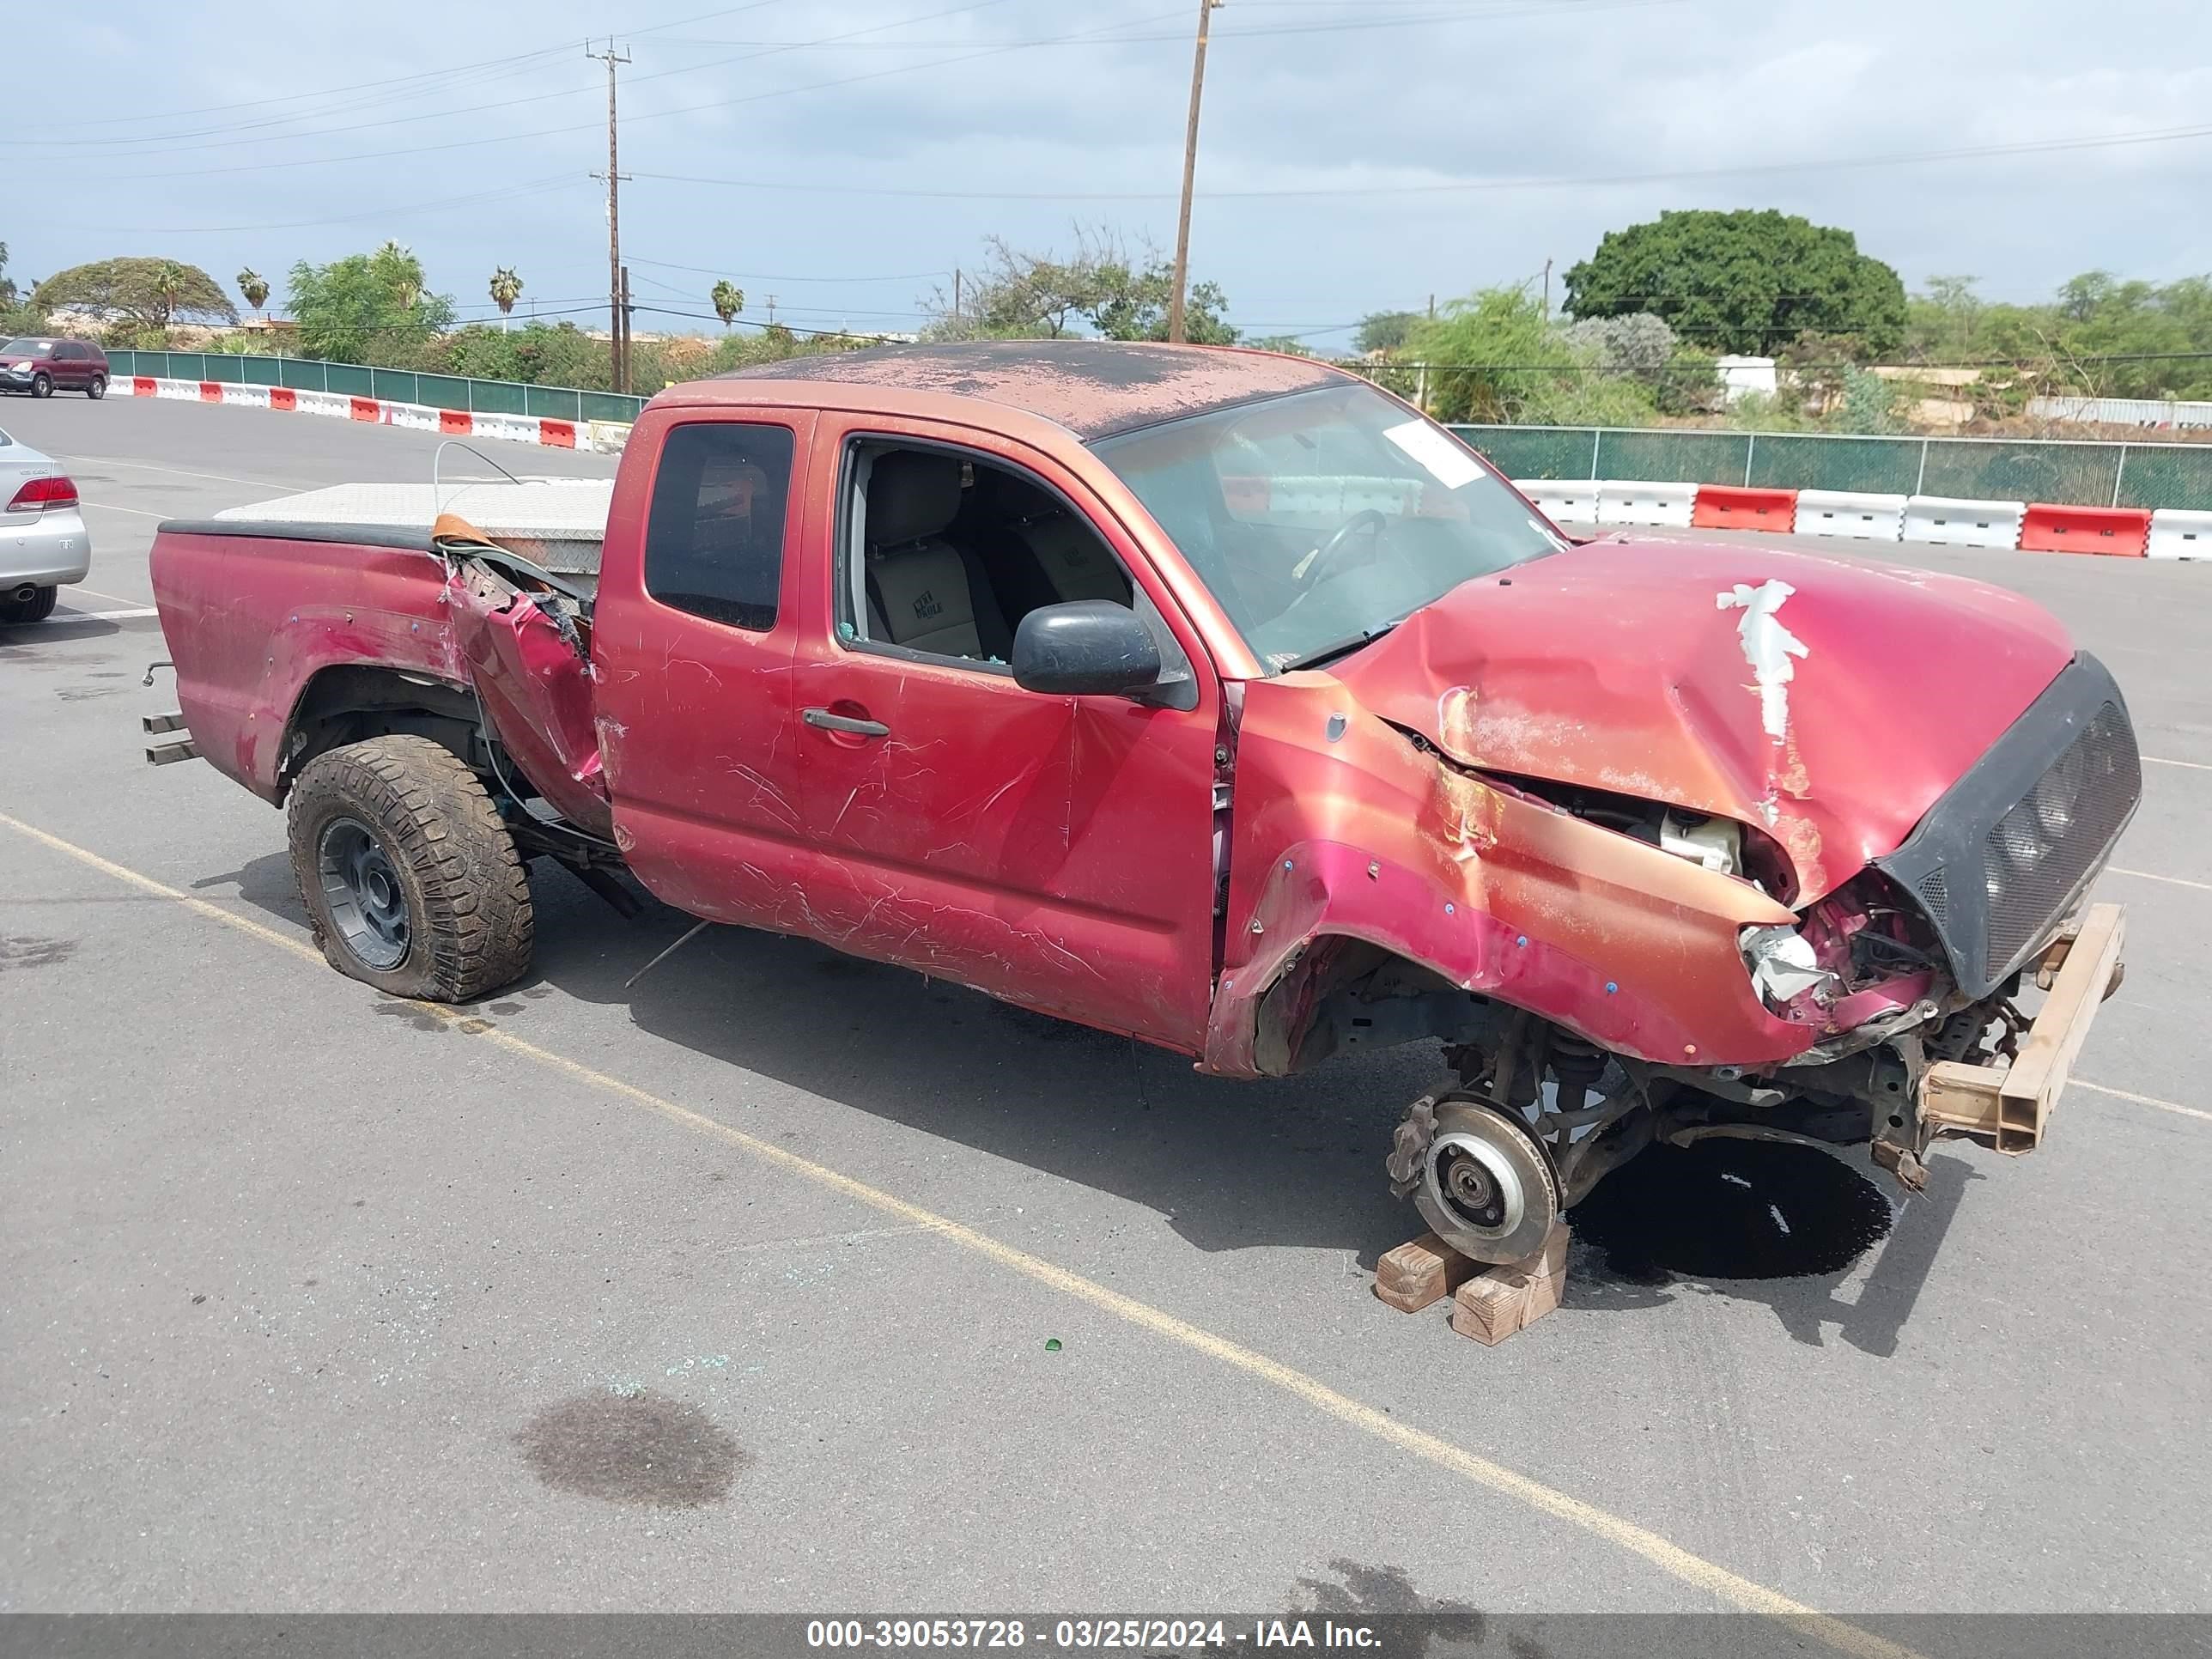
[{"x1": 703, "y1": 340, "x2": 1347, "y2": 439}]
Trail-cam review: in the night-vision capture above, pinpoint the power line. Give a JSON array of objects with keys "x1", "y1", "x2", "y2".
[
  {"x1": 629, "y1": 253, "x2": 952, "y2": 283},
  {"x1": 612, "y1": 119, "x2": 2212, "y2": 206},
  {"x1": 20, "y1": 0, "x2": 1040, "y2": 165},
  {"x1": 27, "y1": 0, "x2": 805, "y2": 132},
  {"x1": 46, "y1": 174, "x2": 581, "y2": 237}
]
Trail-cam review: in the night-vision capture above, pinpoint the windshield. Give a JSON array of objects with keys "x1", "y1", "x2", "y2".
[
  {"x1": 1, "y1": 339, "x2": 49, "y2": 356},
  {"x1": 1091, "y1": 380, "x2": 1567, "y2": 671}
]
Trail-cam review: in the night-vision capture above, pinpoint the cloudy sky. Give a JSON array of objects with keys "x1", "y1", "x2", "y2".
[{"x1": 15, "y1": 0, "x2": 2212, "y2": 347}]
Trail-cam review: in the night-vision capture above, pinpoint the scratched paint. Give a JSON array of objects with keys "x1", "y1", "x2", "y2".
[{"x1": 1716, "y1": 579, "x2": 1809, "y2": 744}]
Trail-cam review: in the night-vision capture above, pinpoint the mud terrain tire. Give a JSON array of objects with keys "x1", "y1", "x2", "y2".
[{"x1": 287, "y1": 734, "x2": 533, "y2": 1001}]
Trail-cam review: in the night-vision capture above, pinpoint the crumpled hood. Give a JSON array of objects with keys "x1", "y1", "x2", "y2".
[{"x1": 1328, "y1": 535, "x2": 2075, "y2": 903}]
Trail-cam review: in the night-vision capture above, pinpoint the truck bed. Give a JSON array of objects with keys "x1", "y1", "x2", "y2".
[{"x1": 213, "y1": 478, "x2": 612, "y2": 582}]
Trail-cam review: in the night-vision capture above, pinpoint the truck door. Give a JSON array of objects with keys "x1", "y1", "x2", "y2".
[
  {"x1": 590, "y1": 411, "x2": 817, "y2": 927},
  {"x1": 788, "y1": 418, "x2": 1222, "y2": 1053}
]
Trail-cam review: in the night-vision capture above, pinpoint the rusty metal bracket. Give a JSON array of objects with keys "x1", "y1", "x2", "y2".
[{"x1": 1920, "y1": 903, "x2": 2125, "y2": 1155}]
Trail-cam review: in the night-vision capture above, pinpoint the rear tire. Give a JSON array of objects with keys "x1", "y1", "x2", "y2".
[
  {"x1": 30, "y1": 373, "x2": 52, "y2": 398},
  {"x1": 287, "y1": 734, "x2": 534, "y2": 1002},
  {"x1": 0, "y1": 585, "x2": 58, "y2": 624},
  {"x1": 87, "y1": 374, "x2": 106, "y2": 400}
]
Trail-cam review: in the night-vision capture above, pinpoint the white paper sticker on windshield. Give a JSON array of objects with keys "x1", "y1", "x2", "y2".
[{"x1": 1382, "y1": 418, "x2": 1485, "y2": 490}]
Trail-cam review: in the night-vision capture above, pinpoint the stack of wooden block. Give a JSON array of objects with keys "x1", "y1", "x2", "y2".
[{"x1": 1373, "y1": 1222, "x2": 1571, "y2": 1346}]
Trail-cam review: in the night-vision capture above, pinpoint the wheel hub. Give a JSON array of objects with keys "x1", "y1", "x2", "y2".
[
  {"x1": 318, "y1": 817, "x2": 410, "y2": 971},
  {"x1": 1409, "y1": 1097, "x2": 1561, "y2": 1264}
]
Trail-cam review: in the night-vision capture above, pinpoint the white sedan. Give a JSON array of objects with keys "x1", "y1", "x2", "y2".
[{"x1": 0, "y1": 424, "x2": 90, "y2": 624}]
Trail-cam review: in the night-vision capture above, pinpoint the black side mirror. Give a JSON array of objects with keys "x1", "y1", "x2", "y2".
[{"x1": 1011, "y1": 600, "x2": 1162, "y2": 697}]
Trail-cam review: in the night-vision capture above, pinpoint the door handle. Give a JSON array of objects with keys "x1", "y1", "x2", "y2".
[{"x1": 803, "y1": 707, "x2": 890, "y2": 738}]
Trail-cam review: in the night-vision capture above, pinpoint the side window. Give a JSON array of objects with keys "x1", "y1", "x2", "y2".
[
  {"x1": 643, "y1": 422, "x2": 795, "y2": 631},
  {"x1": 840, "y1": 441, "x2": 1138, "y2": 666},
  {"x1": 53, "y1": 343, "x2": 77, "y2": 362}
]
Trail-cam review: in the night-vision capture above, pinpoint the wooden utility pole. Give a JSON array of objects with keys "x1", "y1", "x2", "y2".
[
  {"x1": 1542, "y1": 258, "x2": 1553, "y2": 319},
  {"x1": 587, "y1": 40, "x2": 632, "y2": 392},
  {"x1": 952, "y1": 268, "x2": 963, "y2": 325},
  {"x1": 1166, "y1": 0, "x2": 1220, "y2": 345},
  {"x1": 619, "y1": 264, "x2": 634, "y2": 385}
]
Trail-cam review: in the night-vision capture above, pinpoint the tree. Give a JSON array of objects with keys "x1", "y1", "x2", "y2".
[
  {"x1": 0, "y1": 241, "x2": 16, "y2": 307},
  {"x1": 31, "y1": 258, "x2": 237, "y2": 332},
  {"x1": 1563, "y1": 210, "x2": 1906, "y2": 358},
  {"x1": 287, "y1": 245, "x2": 453, "y2": 363},
  {"x1": 237, "y1": 267, "x2": 270, "y2": 317},
  {"x1": 922, "y1": 229, "x2": 1236, "y2": 344},
  {"x1": 709, "y1": 280, "x2": 744, "y2": 326},
  {"x1": 1354, "y1": 309, "x2": 1420, "y2": 355},
  {"x1": 489, "y1": 267, "x2": 523, "y2": 331},
  {"x1": 1405, "y1": 284, "x2": 1658, "y2": 426}
]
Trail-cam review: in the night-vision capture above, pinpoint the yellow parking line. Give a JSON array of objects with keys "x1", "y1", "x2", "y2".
[
  {"x1": 2111, "y1": 866, "x2": 2212, "y2": 893},
  {"x1": 0, "y1": 805, "x2": 1917, "y2": 1659}
]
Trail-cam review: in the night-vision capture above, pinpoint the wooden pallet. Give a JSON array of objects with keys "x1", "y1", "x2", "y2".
[{"x1": 1375, "y1": 1223, "x2": 1569, "y2": 1346}]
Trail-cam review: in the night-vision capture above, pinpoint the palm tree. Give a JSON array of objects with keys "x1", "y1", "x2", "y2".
[
  {"x1": 377, "y1": 240, "x2": 422, "y2": 311},
  {"x1": 150, "y1": 261, "x2": 189, "y2": 331},
  {"x1": 710, "y1": 280, "x2": 744, "y2": 327},
  {"x1": 489, "y1": 267, "x2": 524, "y2": 331},
  {"x1": 237, "y1": 267, "x2": 269, "y2": 319}
]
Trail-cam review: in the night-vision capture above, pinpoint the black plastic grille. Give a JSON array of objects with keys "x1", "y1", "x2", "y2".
[
  {"x1": 1917, "y1": 868, "x2": 1948, "y2": 926},
  {"x1": 1983, "y1": 702, "x2": 2140, "y2": 970}
]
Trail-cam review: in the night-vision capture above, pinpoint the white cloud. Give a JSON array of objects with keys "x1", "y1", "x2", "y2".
[{"x1": 13, "y1": 0, "x2": 2211, "y2": 338}]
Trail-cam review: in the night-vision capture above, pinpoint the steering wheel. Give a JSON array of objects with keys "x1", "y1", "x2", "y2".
[{"x1": 1299, "y1": 508, "x2": 1389, "y2": 590}]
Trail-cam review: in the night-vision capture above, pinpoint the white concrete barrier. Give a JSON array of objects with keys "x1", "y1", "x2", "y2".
[
  {"x1": 1514, "y1": 479, "x2": 1599, "y2": 523},
  {"x1": 1596, "y1": 479, "x2": 1698, "y2": 528},
  {"x1": 219, "y1": 384, "x2": 270, "y2": 410},
  {"x1": 2148, "y1": 508, "x2": 2212, "y2": 561},
  {"x1": 586, "y1": 420, "x2": 634, "y2": 454},
  {"x1": 295, "y1": 390, "x2": 352, "y2": 419},
  {"x1": 1904, "y1": 495, "x2": 2024, "y2": 550},
  {"x1": 383, "y1": 400, "x2": 443, "y2": 433},
  {"x1": 472, "y1": 412, "x2": 540, "y2": 445},
  {"x1": 154, "y1": 378, "x2": 199, "y2": 400},
  {"x1": 1795, "y1": 489, "x2": 1907, "y2": 540}
]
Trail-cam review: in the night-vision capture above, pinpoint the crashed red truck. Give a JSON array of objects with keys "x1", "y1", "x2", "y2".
[{"x1": 146, "y1": 342, "x2": 2141, "y2": 1265}]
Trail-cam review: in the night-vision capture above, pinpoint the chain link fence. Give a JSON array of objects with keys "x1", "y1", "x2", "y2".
[
  {"x1": 1449, "y1": 424, "x2": 2212, "y2": 513},
  {"x1": 106, "y1": 350, "x2": 649, "y2": 426}
]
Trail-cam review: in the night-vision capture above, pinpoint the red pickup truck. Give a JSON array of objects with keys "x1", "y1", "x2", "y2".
[{"x1": 149, "y1": 341, "x2": 2139, "y2": 1263}]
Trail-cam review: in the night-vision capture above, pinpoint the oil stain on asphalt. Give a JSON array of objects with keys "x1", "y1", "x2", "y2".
[
  {"x1": 1, "y1": 934, "x2": 78, "y2": 973},
  {"x1": 1571, "y1": 1139, "x2": 1893, "y2": 1283},
  {"x1": 516, "y1": 1390, "x2": 746, "y2": 1508}
]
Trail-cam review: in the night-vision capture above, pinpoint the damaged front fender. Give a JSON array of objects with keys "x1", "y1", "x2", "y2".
[{"x1": 1202, "y1": 678, "x2": 1809, "y2": 1078}]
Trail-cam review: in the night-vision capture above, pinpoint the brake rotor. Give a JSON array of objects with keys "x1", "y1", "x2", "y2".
[{"x1": 1412, "y1": 1096, "x2": 1561, "y2": 1265}]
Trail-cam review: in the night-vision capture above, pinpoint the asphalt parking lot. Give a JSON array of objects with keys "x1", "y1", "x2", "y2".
[{"x1": 3, "y1": 393, "x2": 2209, "y2": 1629}]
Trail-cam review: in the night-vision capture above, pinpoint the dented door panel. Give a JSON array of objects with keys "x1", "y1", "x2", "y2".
[
  {"x1": 591, "y1": 410, "x2": 815, "y2": 929},
  {"x1": 788, "y1": 415, "x2": 1223, "y2": 1050}
]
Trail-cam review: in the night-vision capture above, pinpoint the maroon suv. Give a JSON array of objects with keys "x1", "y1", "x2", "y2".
[{"x1": 1, "y1": 337, "x2": 110, "y2": 399}]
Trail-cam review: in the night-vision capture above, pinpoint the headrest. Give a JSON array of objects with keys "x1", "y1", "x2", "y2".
[{"x1": 866, "y1": 451, "x2": 963, "y2": 546}]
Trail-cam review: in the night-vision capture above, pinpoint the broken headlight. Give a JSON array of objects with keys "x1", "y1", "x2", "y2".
[
  {"x1": 1740, "y1": 923, "x2": 1842, "y2": 1012},
  {"x1": 1660, "y1": 810, "x2": 1741, "y2": 876}
]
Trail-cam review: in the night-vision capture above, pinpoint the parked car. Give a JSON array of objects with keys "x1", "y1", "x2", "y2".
[
  {"x1": 1, "y1": 337, "x2": 111, "y2": 399},
  {"x1": 0, "y1": 425, "x2": 90, "y2": 623},
  {"x1": 144, "y1": 342, "x2": 2137, "y2": 1262}
]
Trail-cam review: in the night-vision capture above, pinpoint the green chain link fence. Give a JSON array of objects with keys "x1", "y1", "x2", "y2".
[
  {"x1": 106, "y1": 350, "x2": 648, "y2": 426},
  {"x1": 1449, "y1": 424, "x2": 2212, "y2": 513}
]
